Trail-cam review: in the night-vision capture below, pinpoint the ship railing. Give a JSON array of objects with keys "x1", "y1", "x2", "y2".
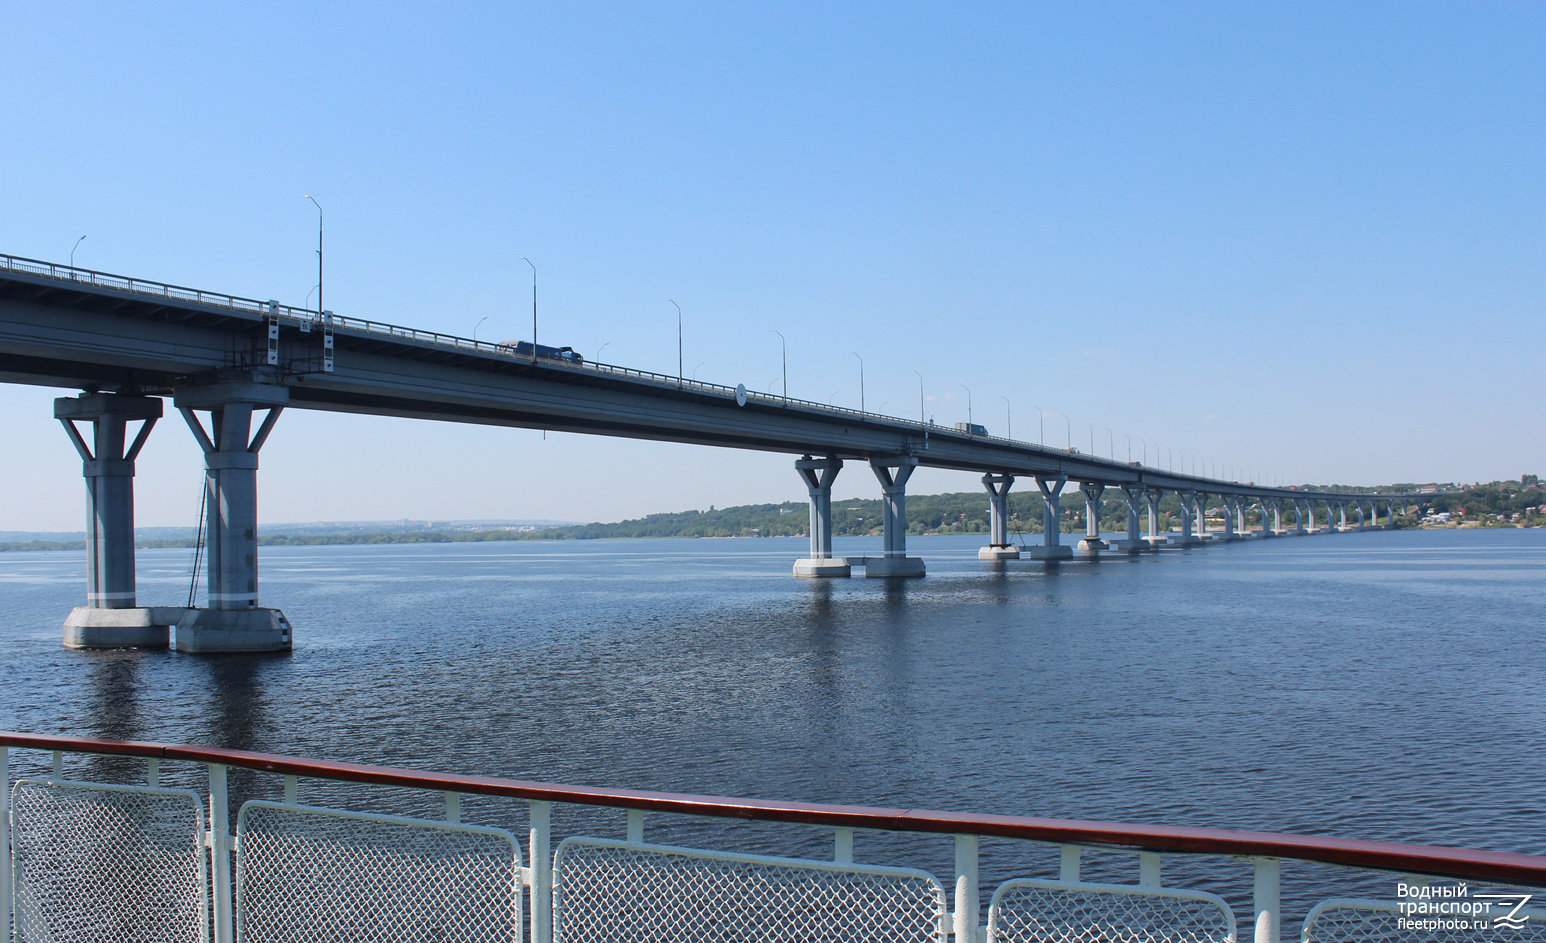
[{"x1": 4, "y1": 733, "x2": 1543, "y2": 943}]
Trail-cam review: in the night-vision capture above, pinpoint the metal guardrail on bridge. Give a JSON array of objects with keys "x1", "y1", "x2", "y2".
[
  {"x1": 2, "y1": 733, "x2": 1543, "y2": 943},
  {"x1": 0, "y1": 252, "x2": 1253, "y2": 486}
]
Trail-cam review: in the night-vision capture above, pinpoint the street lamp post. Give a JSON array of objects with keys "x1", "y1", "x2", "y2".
[
  {"x1": 1061, "y1": 414, "x2": 1072, "y2": 450},
  {"x1": 520, "y1": 257, "x2": 537, "y2": 363},
  {"x1": 772, "y1": 330, "x2": 787, "y2": 404},
  {"x1": 999, "y1": 396, "x2": 1011, "y2": 440},
  {"x1": 474, "y1": 316, "x2": 489, "y2": 342},
  {"x1": 1084, "y1": 420, "x2": 1093, "y2": 455},
  {"x1": 1106, "y1": 428, "x2": 1114, "y2": 460},
  {"x1": 1139, "y1": 438, "x2": 1148, "y2": 467},
  {"x1": 961, "y1": 385, "x2": 972, "y2": 431},
  {"x1": 912, "y1": 370, "x2": 924, "y2": 426},
  {"x1": 595, "y1": 342, "x2": 610, "y2": 362},
  {"x1": 693, "y1": 361, "x2": 706, "y2": 381},
  {"x1": 303, "y1": 196, "x2": 322, "y2": 318},
  {"x1": 1125, "y1": 433, "x2": 1132, "y2": 463},
  {"x1": 70, "y1": 235, "x2": 86, "y2": 271},
  {"x1": 852, "y1": 352, "x2": 865, "y2": 413},
  {"x1": 671, "y1": 300, "x2": 683, "y2": 386},
  {"x1": 1033, "y1": 406, "x2": 1044, "y2": 446}
]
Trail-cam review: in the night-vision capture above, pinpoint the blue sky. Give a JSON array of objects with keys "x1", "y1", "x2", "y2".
[{"x1": 3, "y1": 2, "x2": 1542, "y2": 529}]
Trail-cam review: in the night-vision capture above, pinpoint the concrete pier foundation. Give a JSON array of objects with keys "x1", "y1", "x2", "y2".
[
  {"x1": 1144, "y1": 489, "x2": 1168, "y2": 548},
  {"x1": 1110, "y1": 484, "x2": 1146, "y2": 553},
  {"x1": 55, "y1": 393, "x2": 174, "y2": 648},
  {"x1": 867, "y1": 456, "x2": 924, "y2": 577},
  {"x1": 1077, "y1": 481, "x2": 1107, "y2": 552},
  {"x1": 978, "y1": 473, "x2": 1020, "y2": 560},
  {"x1": 174, "y1": 379, "x2": 293, "y2": 652},
  {"x1": 1031, "y1": 476, "x2": 1073, "y2": 560},
  {"x1": 793, "y1": 455, "x2": 850, "y2": 577}
]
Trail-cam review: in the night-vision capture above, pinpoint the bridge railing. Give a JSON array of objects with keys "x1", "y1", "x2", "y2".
[
  {"x1": 0, "y1": 253, "x2": 1429, "y2": 497},
  {"x1": 0, "y1": 253, "x2": 1098, "y2": 461},
  {"x1": 2, "y1": 733, "x2": 1542, "y2": 943}
]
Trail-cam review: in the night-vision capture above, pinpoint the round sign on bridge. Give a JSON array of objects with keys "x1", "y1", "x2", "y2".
[{"x1": 735, "y1": 384, "x2": 747, "y2": 407}]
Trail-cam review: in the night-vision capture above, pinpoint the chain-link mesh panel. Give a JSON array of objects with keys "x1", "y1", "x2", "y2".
[
  {"x1": 234, "y1": 800, "x2": 522, "y2": 943},
  {"x1": 1303, "y1": 897, "x2": 1546, "y2": 942},
  {"x1": 987, "y1": 878, "x2": 1235, "y2": 943},
  {"x1": 554, "y1": 837, "x2": 947, "y2": 943},
  {"x1": 10, "y1": 778, "x2": 209, "y2": 943}
]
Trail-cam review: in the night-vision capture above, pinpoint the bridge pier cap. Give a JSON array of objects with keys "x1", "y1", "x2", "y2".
[
  {"x1": 172, "y1": 376, "x2": 293, "y2": 653},
  {"x1": 55, "y1": 392, "x2": 173, "y2": 648}
]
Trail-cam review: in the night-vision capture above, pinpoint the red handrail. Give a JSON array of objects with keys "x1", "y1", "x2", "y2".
[{"x1": 4, "y1": 731, "x2": 1542, "y2": 886}]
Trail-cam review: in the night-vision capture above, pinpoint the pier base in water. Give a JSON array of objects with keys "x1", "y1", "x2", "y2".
[
  {"x1": 1027, "y1": 545, "x2": 1073, "y2": 561},
  {"x1": 794, "y1": 557, "x2": 852, "y2": 578},
  {"x1": 174, "y1": 608, "x2": 293, "y2": 653},
  {"x1": 1109, "y1": 539, "x2": 1148, "y2": 554},
  {"x1": 978, "y1": 545, "x2": 1020, "y2": 560},
  {"x1": 864, "y1": 556, "x2": 926, "y2": 578},
  {"x1": 63, "y1": 607, "x2": 180, "y2": 649}
]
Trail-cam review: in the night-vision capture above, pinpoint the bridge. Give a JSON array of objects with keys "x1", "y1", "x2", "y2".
[{"x1": 0, "y1": 253, "x2": 1419, "y2": 652}]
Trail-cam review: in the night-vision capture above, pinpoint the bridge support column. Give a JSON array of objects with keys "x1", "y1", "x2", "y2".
[
  {"x1": 978, "y1": 473, "x2": 1019, "y2": 560},
  {"x1": 794, "y1": 455, "x2": 850, "y2": 577},
  {"x1": 1291, "y1": 501, "x2": 1306, "y2": 535},
  {"x1": 1220, "y1": 497, "x2": 1237, "y2": 540},
  {"x1": 867, "y1": 456, "x2": 924, "y2": 577},
  {"x1": 1337, "y1": 502, "x2": 1349, "y2": 531},
  {"x1": 1304, "y1": 502, "x2": 1316, "y2": 534},
  {"x1": 1077, "y1": 482, "x2": 1107, "y2": 552},
  {"x1": 1111, "y1": 485, "x2": 1147, "y2": 553},
  {"x1": 1271, "y1": 500, "x2": 1284, "y2": 536},
  {"x1": 1368, "y1": 502, "x2": 1380, "y2": 529},
  {"x1": 1192, "y1": 493, "x2": 1211, "y2": 541},
  {"x1": 1031, "y1": 476, "x2": 1073, "y2": 560},
  {"x1": 1355, "y1": 504, "x2": 1367, "y2": 529},
  {"x1": 1176, "y1": 492, "x2": 1197, "y2": 545},
  {"x1": 55, "y1": 393, "x2": 178, "y2": 648},
  {"x1": 1144, "y1": 489, "x2": 1167, "y2": 547},
  {"x1": 173, "y1": 380, "x2": 293, "y2": 652}
]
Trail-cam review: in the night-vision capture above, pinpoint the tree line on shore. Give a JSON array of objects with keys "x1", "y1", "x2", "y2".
[{"x1": 2, "y1": 478, "x2": 1538, "y2": 552}]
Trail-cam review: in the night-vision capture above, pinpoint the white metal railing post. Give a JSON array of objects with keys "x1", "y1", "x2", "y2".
[
  {"x1": 529, "y1": 800, "x2": 553, "y2": 943},
  {"x1": 834, "y1": 827, "x2": 854, "y2": 864},
  {"x1": 1058, "y1": 845, "x2": 1080, "y2": 882},
  {"x1": 1252, "y1": 856, "x2": 1280, "y2": 943},
  {"x1": 209, "y1": 763, "x2": 235, "y2": 943},
  {"x1": 1, "y1": 746, "x2": 11, "y2": 942},
  {"x1": 147, "y1": 757, "x2": 160, "y2": 787},
  {"x1": 954, "y1": 834, "x2": 980, "y2": 943},
  {"x1": 626, "y1": 809, "x2": 644, "y2": 842}
]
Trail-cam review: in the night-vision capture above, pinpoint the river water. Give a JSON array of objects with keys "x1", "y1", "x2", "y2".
[{"x1": 1, "y1": 528, "x2": 1542, "y2": 913}]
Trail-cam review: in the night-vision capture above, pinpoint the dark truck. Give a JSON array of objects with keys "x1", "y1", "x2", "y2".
[{"x1": 500, "y1": 340, "x2": 584, "y2": 364}]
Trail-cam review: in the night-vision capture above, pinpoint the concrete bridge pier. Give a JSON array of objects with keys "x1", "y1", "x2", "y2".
[
  {"x1": 1305, "y1": 501, "x2": 1318, "y2": 534},
  {"x1": 1368, "y1": 502, "x2": 1381, "y2": 529},
  {"x1": 1191, "y1": 493, "x2": 1211, "y2": 541},
  {"x1": 1219, "y1": 497, "x2": 1238, "y2": 541},
  {"x1": 1355, "y1": 504, "x2": 1367, "y2": 530},
  {"x1": 1235, "y1": 498, "x2": 1251, "y2": 538},
  {"x1": 1111, "y1": 484, "x2": 1147, "y2": 553},
  {"x1": 1270, "y1": 499, "x2": 1285, "y2": 536},
  {"x1": 867, "y1": 456, "x2": 925, "y2": 577},
  {"x1": 1144, "y1": 489, "x2": 1167, "y2": 548},
  {"x1": 173, "y1": 380, "x2": 293, "y2": 652},
  {"x1": 1337, "y1": 501, "x2": 1351, "y2": 532},
  {"x1": 1077, "y1": 481, "x2": 1107, "y2": 552},
  {"x1": 1255, "y1": 501, "x2": 1274, "y2": 538},
  {"x1": 1174, "y1": 492, "x2": 1197, "y2": 546},
  {"x1": 1291, "y1": 501, "x2": 1308, "y2": 535},
  {"x1": 55, "y1": 393, "x2": 177, "y2": 648},
  {"x1": 978, "y1": 473, "x2": 1019, "y2": 560},
  {"x1": 794, "y1": 455, "x2": 850, "y2": 577},
  {"x1": 1031, "y1": 476, "x2": 1073, "y2": 560}
]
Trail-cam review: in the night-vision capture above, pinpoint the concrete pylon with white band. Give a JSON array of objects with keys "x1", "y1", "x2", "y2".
[
  {"x1": 794, "y1": 455, "x2": 850, "y2": 577},
  {"x1": 1078, "y1": 481, "x2": 1107, "y2": 552},
  {"x1": 55, "y1": 392, "x2": 177, "y2": 648},
  {"x1": 173, "y1": 379, "x2": 293, "y2": 652},
  {"x1": 867, "y1": 455, "x2": 925, "y2": 577},
  {"x1": 1031, "y1": 476, "x2": 1073, "y2": 560},
  {"x1": 979, "y1": 473, "x2": 1020, "y2": 560}
]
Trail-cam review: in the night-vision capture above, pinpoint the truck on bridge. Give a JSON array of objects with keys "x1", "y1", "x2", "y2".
[{"x1": 499, "y1": 340, "x2": 584, "y2": 364}]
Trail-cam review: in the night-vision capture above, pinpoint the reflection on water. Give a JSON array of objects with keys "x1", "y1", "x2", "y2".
[{"x1": 2, "y1": 529, "x2": 1544, "y2": 903}]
